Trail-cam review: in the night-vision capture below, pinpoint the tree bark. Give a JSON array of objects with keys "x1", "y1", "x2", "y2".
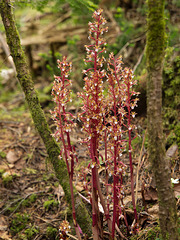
[
  {"x1": 146, "y1": 0, "x2": 179, "y2": 239},
  {"x1": 0, "y1": 0, "x2": 92, "y2": 236}
]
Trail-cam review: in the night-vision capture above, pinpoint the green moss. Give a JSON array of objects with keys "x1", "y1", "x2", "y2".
[
  {"x1": 24, "y1": 168, "x2": 37, "y2": 174},
  {"x1": 6, "y1": 205, "x2": 19, "y2": 214},
  {"x1": 54, "y1": 181, "x2": 59, "y2": 187},
  {"x1": 21, "y1": 194, "x2": 37, "y2": 208},
  {"x1": 174, "y1": 123, "x2": 180, "y2": 151},
  {"x1": 166, "y1": 131, "x2": 177, "y2": 148},
  {"x1": 46, "y1": 226, "x2": 58, "y2": 240},
  {"x1": 163, "y1": 48, "x2": 180, "y2": 149},
  {"x1": 43, "y1": 173, "x2": 56, "y2": 181},
  {"x1": 24, "y1": 226, "x2": 39, "y2": 240},
  {"x1": 163, "y1": 48, "x2": 180, "y2": 111},
  {"x1": 0, "y1": 169, "x2": 5, "y2": 177},
  {"x1": 29, "y1": 193, "x2": 37, "y2": 203},
  {"x1": 10, "y1": 213, "x2": 30, "y2": 235},
  {"x1": 2, "y1": 174, "x2": 13, "y2": 187},
  {"x1": 130, "y1": 225, "x2": 161, "y2": 239},
  {"x1": 0, "y1": 151, "x2": 6, "y2": 158},
  {"x1": 146, "y1": 0, "x2": 166, "y2": 72},
  {"x1": 43, "y1": 199, "x2": 59, "y2": 211}
]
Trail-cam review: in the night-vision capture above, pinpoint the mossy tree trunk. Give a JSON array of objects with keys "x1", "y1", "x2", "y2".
[
  {"x1": 0, "y1": 0, "x2": 92, "y2": 235},
  {"x1": 146, "y1": 0, "x2": 179, "y2": 239}
]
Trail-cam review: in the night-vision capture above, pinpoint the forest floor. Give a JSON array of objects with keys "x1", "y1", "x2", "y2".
[
  {"x1": 0, "y1": 4, "x2": 180, "y2": 240},
  {"x1": 0, "y1": 96, "x2": 179, "y2": 240}
]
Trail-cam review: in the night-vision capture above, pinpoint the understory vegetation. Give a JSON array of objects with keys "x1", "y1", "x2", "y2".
[{"x1": 0, "y1": 0, "x2": 179, "y2": 239}]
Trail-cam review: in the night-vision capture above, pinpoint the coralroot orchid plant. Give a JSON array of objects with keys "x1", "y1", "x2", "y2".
[
  {"x1": 51, "y1": 9, "x2": 139, "y2": 240},
  {"x1": 50, "y1": 57, "x2": 82, "y2": 239}
]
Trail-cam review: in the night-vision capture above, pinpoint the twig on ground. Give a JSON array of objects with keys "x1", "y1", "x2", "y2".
[
  {"x1": 33, "y1": 214, "x2": 59, "y2": 225},
  {"x1": 0, "y1": 191, "x2": 46, "y2": 217},
  {"x1": 66, "y1": 232, "x2": 79, "y2": 240}
]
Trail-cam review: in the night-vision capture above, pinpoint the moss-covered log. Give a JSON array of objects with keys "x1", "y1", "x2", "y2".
[
  {"x1": 0, "y1": 0, "x2": 92, "y2": 235},
  {"x1": 146, "y1": 0, "x2": 179, "y2": 239}
]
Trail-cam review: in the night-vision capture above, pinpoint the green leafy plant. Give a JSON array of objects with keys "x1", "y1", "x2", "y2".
[
  {"x1": 10, "y1": 213, "x2": 30, "y2": 235},
  {"x1": 2, "y1": 173, "x2": 13, "y2": 187},
  {"x1": 0, "y1": 168, "x2": 5, "y2": 177},
  {"x1": 130, "y1": 224, "x2": 161, "y2": 239},
  {"x1": 43, "y1": 199, "x2": 59, "y2": 211},
  {"x1": 46, "y1": 226, "x2": 58, "y2": 239},
  {"x1": 163, "y1": 48, "x2": 180, "y2": 151},
  {"x1": 0, "y1": 151, "x2": 6, "y2": 158},
  {"x1": 24, "y1": 226, "x2": 39, "y2": 240},
  {"x1": 22, "y1": 194, "x2": 37, "y2": 208}
]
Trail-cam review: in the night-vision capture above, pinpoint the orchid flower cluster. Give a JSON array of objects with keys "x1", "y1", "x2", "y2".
[
  {"x1": 105, "y1": 55, "x2": 139, "y2": 235},
  {"x1": 77, "y1": 10, "x2": 109, "y2": 238},
  {"x1": 51, "y1": 9, "x2": 139, "y2": 239},
  {"x1": 59, "y1": 220, "x2": 71, "y2": 240},
  {"x1": 105, "y1": 54, "x2": 129, "y2": 236},
  {"x1": 50, "y1": 57, "x2": 77, "y2": 169},
  {"x1": 78, "y1": 9, "x2": 107, "y2": 149},
  {"x1": 50, "y1": 57, "x2": 82, "y2": 239}
]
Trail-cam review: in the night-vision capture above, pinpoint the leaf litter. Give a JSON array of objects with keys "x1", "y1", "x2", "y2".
[{"x1": 0, "y1": 108, "x2": 179, "y2": 240}]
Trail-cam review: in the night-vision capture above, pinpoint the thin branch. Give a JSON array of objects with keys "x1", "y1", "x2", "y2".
[
  {"x1": 133, "y1": 48, "x2": 145, "y2": 73},
  {"x1": 135, "y1": 129, "x2": 147, "y2": 205},
  {"x1": 115, "y1": 34, "x2": 146, "y2": 59}
]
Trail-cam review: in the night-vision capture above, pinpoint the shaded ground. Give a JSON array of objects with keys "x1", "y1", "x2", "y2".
[
  {"x1": 0, "y1": 111, "x2": 68, "y2": 240},
  {"x1": 0, "y1": 100, "x2": 179, "y2": 239}
]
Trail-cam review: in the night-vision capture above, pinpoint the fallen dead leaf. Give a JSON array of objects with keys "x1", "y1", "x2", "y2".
[
  {"x1": 148, "y1": 204, "x2": 159, "y2": 220},
  {"x1": 173, "y1": 183, "x2": 180, "y2": 198},
  {"x1": 123, "y1": 195, "x2": 132, "y2": 206},
  {"x1": 54, "y1": 184, "x2": 65, "y2": 203},
  {"x1": 0, "y1": 216, "x2": 8, "y2": 231},
  {"x1": 15, "y1": 158, "x2": 26, "y2": 170},
  {"x1": 0, "y1": 232, "x2": 12, "y2": 240},
  {"x1": 166, "y1": 144, "x2": 178, "y2": 159},
  {"x1": 144, "y1": 186, "x2": 158, "y2": 201},
  {"x1": 0, "y1": 202, "x2": 5, "y2": 209},
  {"x1": 0, "y1": 164, "x2": 14, "y2": 170},
  {"x1": 75, "y1": 183, "x2": 84, "y2": 192},
  {"x1": 6, "y1": 150, "x2": 19, "y2": 164}
]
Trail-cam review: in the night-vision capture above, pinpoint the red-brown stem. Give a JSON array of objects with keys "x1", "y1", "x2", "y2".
[
  {"x1": 66, "y1": 132, "x2": 81, "y2": 239},
  {"x1": 69, "y1": 174, "x2": 82, "y2": 239},
  {"x1": 95, "y1": 166, "x2": 112, "y2": 234},
  {"x1": 112, "y1": 142, "x2": 118, "y2": 238},
  {"x1": 91, "y1": 137, "x2": 100, "y2": 237},
  {"x1": 57, "y1": 104, "x2": 70, "y2": 173},
  {"x1": 92, "y1": 183, "x2": 100, "y2": 239},
  {"x1": 89, "y1": 15, "x2": 104, "y2": 239},
  {"x1": 104, "y1": 130, "x2": 110, "y2": 217},
  {"x1": 58, "y1": 113, "x2": 81, "y2": 238},
  {"x1": 109, "y1": 58, "x2": 122, "y2": 238},
  {"x1": 57, "y1": 70, "x2": 81, "y2": 239}
]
